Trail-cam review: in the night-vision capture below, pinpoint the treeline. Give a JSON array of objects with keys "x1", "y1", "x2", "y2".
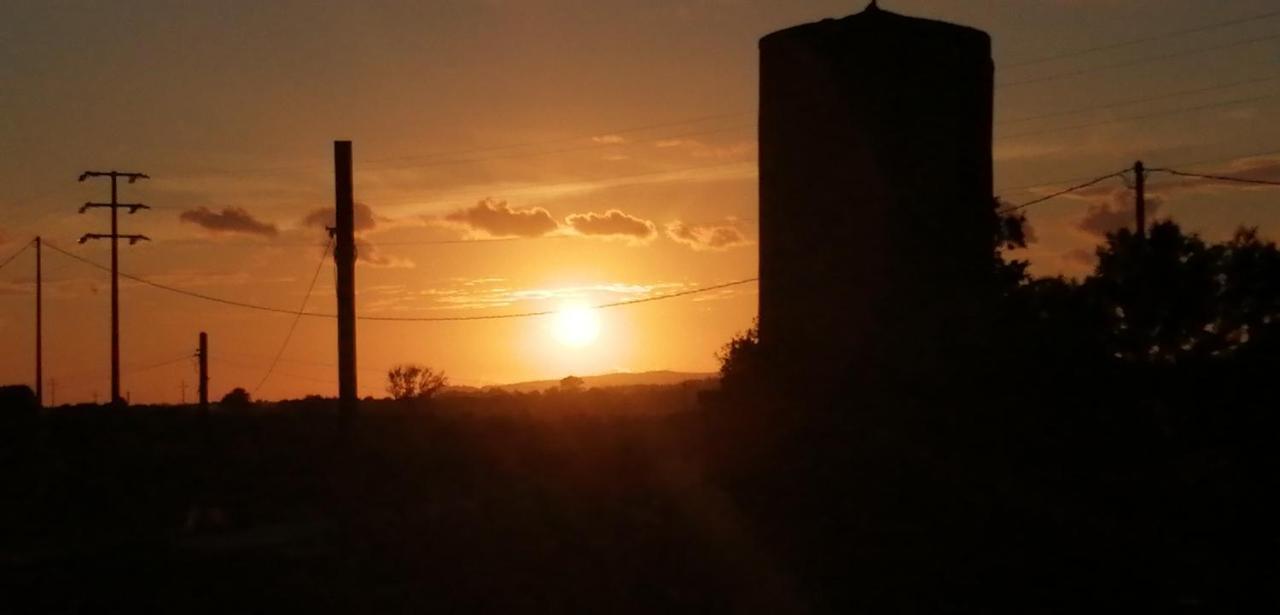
[{"x1": 711, "y1": 208, "x2": 1280, "y2": 611}]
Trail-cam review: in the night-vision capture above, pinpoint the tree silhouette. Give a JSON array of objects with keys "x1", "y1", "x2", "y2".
[
  {"x1": 716, "y1": 320, "x2": 761, "y2": 394},
  {"x1": 559, "y1": 375, "x2": 585, "y2": 392},
  {"x1": 387, "y1": 364, "x2": 448, "y2": 400},
  {"x1": 1084, "y1": 221, "x2": 1280, "y2": 362},
  {"x1": 219, "y1": 387, "x2": 252, "y2": 408}
]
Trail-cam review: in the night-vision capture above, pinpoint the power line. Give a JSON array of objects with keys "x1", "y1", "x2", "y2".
[
  {"x1": 153, "y1": 111, "x2": 753, "y2": 179},
  {"x1": 211, "y1": 356, "x2": 338, "y2": 386},
  {"x1": 1161, "y1": 147, "x2": 1280, "y2": 170},
  {"x1": 1000, "y1": 171, "x2": 1128, "y2": 213},
  {"x1": 997, "y1": 92, "x2": 1280, "y2": 140},
  {"x1": 1004, "y1": 9, "x2": 1280, "y2": 68},
  {"x1": 361, "y1": 111, "x2": 753, "y2": 165},
  {"x1": 0, "y1": 239, "x2": 31, "y2": 272},
  {"x1": 356, "y1": 278, "x2": 760, "y2": 322},
  {"x1": 43, "y1": 240, "x2": 756, "y2": 321},
  {"x1": 254, "y1": 238, "x2": 333, "y2": 395},
  {"x1": 998, "y1": 169, "x2": 1124, "y2": 195},
  {"x1": 356, "y1": 123, "x2": 754, "y2": 173},
  {"x1": 45, "y1": 240, "x2": 316, "y2": 316},
  {"x1": 375, "y1": 160, "x2": 755, "y2": 209},
  {"x1": 996, "y1": 74, "x2": 1280, "y2": 126},
  {"x1": 998, "y1": 148, "x2": 1280, "y2": 198},
  {"x1": 997, "y1": 31, "x2": 1280, "y2": 88},
  {"x1": 1150, "y1": 168, "x2": 1280, "y2": 186},
  {"x1": 126, "y1": 354, "x2": 196, "y2": 375}
]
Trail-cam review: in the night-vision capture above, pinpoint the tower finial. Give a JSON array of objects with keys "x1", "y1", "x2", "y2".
[{"x1": 867, "y1": 0, "x2": 879, "y2": 9}]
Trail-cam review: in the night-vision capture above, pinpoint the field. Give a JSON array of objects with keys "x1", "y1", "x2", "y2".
[{"x1": 1, "y1": 381, "x2": 1273, "y2": 613}]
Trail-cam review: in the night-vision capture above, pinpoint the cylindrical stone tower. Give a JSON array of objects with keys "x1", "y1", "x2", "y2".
[{"x1": 758, "y1": 3, "x2": 994, "y2": 382}]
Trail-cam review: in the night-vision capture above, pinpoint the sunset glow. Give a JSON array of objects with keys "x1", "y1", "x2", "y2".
[
  {"x1": 551, "y1": 305, "x2": 602, "y2": 348},
  {"x1": 2, "y1": 1, "x2": 1279, "y2": 404}
]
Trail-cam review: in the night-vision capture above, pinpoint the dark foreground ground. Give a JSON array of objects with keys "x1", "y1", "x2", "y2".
[{"x1": 1, "y1": 384, "x2": 1275, "y2": 613}]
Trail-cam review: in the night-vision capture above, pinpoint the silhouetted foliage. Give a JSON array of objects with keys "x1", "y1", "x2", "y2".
[
  {"x1": 387, "y1": 363, "x2": 448, "y2": 400},
  {"x1": 558, "y1": 375, "x2": 585, "y2": 392},
  {"x1": 715, "y1": 320, "x2": 761, "y2": 394},
  {"x1": 1085, "y1": 222, "x2": 1280, "y2": 361},
  {"x1": 219, "y1": 387, "x2": 252, "y2": 408},
  {"x1": 0, "y1": 384, "x2": 37, "y2": 409}
]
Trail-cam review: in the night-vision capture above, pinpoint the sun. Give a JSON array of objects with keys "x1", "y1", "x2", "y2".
[{"x1": 552, "y1": 304, "x2": 602, "y2": 348}]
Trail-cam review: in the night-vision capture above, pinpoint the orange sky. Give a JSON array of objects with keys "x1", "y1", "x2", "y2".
[{"x1": 3, "y1": 1, "x2": 1280, "y2": 403}]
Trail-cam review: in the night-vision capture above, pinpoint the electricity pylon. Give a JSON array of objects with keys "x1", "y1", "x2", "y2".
[{"x1": 78, "y1": 170, "x2": 150, "y2": 406}]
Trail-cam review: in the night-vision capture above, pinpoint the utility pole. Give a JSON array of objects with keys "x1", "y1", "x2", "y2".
[
  {"x1": 1133, "y1": 160, "x2": 1146, "y2": 240},
  {"x1": 78, "y1": 170, "x2": 150, "y2": 407},
  {"x1": 198, "y1": 332, "x2": 209, "y2": 413},
  {"x1": 333, "y1": 141, "x2": 358, "y2": 422},
  {"x1": 35, "y1": 236, "x2": 42, "y2": 408}
]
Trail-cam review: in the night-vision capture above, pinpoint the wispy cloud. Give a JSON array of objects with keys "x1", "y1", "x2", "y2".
[
  {"x1": 179, "y1": 207, "x2": 278, "y2": 237},
  {"x1": 564, "y1": 209, "x2": 657, "y2": 242},
  {"x1": 1076, "y1": 188, "x2": 1164, "y2": 238},
  {"x1": 361, "y1": 280, "x2": 691, "y2": 313},
  {"x1": 382, "y1": 162, "x2": 757, "y2": 215},
  {"x1": 444, "y1": 198, "x2": 559, "y2": 238},
  {"x1": 302, "y1": 201, "x2": 381, "y2": 233},
  {"x1": 665, "y1": 220, "x2": 751, "y2": 251},
  {"x1": 299, "y1": 202, "x2": 414, "y2": 268}
]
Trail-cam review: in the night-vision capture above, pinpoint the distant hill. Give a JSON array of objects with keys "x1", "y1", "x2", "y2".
[{"x1": 484, "y1": 370, "x2": 717, "y2": 393}]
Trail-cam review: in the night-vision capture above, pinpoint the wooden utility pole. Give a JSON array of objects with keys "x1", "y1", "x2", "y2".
[
  {"x1": 34, "y1": 236, "x2": 42, "y2": 408},
  {"x1": 333, "y1": 141, "x2": 358, "y2": 421},
  {"x1": 78, "y1": 170, "x2": 150, "y2": 406},
  {"x1": 198, "y1": 332, "x2": 209, "y2": 413},
  {"x1": 1134, "y1": 160, "x2": 1146, "y2": 240}
]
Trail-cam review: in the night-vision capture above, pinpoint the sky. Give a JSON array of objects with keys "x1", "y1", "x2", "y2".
[{"x1": 2, "y1": 0, "x2": 1279, "y2": 404}]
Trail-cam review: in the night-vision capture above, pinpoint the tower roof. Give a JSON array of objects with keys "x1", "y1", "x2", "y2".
[{"x1": 760, "y1": 2, "x2": 989, "y2": 50}]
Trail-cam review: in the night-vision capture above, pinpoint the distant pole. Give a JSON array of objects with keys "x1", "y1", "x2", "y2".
[
  {"x1": 35, "y1": 236, "x2": 42, "y2": 408},
  {"x1": 334, "y1": 141, "x2": 358, "y2": 421},
  {"x1": 198, "y1": 332, "x2": 209, "y2": 413},
  {"x1": 78, "y1": 170, "x2": 150, "y2": 406},
  {"x1": 1134, "y1": 160, "x2": 1146, "y2": 240}
]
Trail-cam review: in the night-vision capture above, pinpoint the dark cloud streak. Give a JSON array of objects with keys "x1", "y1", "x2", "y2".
[
  {"x1": 179, "y1": 207, "x2": 278, "y2": 237},
  {"x1": 565, "y1": 209, "x2": 656, "y2": 240},
  {"x1": 445, "y1": 198, "x2": 558, "y2": 238}
]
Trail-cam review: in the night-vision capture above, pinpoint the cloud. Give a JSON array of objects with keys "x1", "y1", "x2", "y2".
[
  {"x1": 299, "y1": 203, "x2": 411, "y2": 267},
  {"x1": 445, "y1": 198, "x2": 559, "y2": 237},
  {"x1": 424, "y1": 281, "x2": 687, "y2": 311},
  {"x1": 1076, "y1": 188, "x2": 1164, "y2": 238},
  {"x1": 564, "y1": 209, "x2": 656, "y2": 241},
  {"x1": 302, "y1": 201, "x2": 379, "y2": 233},
  {"x1": 1160, "y1": 156, "x2": 1280, "y2": 193},
  {"x1": 356, "y1": 238, "x2": 414, "y2": 268},
  {"x1": 654, "y1": 138, "x2": 757, "y2": 160},
  {"x1": 178, "y1": 207, "x2": 278, "y2": 237},
  {"x1": 1065, "y1": 248, "x2": 1095, "y2": 266},
  {"x1": 591, "y1": 135, "x2": 626, "y2": 144},
  {"x1": 665, "y1": 220, "x2": 751, "y2": 251}
]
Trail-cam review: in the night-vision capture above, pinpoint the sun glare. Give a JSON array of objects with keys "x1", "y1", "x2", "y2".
[{"x1": 552, "y1": 305, "x2": 602, "y2": 348}]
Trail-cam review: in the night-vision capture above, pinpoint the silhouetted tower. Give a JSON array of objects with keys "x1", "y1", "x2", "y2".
[
  {"x1": 758, "y1": 3, "x2": 994, "y2": 382},
  {"x1": 333, "y1": 141, "x2": 358, "y2": 421},
  {"x1": 198, "y1": 332, "x2": 208, "y2": 413},
  {"x1": 78, "y1": 170, "x2": 150, "y2": 406},
  {"x1": 35, "y1": 237, "x2": 42, "y2": 408}
]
